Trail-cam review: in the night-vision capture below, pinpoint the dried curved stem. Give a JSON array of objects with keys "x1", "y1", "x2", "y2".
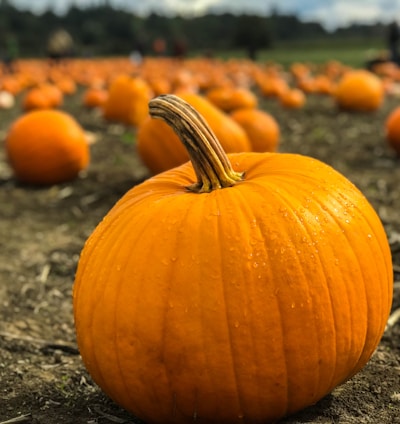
[{"x1": 149, "y1": 94, "x2": 243, "y2": 193}]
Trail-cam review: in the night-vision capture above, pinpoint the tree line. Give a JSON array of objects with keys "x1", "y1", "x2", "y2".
[{"x1": 0, "y1": 1, "x2": 389, "y2": 60}]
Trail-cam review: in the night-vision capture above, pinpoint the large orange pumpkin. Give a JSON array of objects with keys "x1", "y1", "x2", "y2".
[
  {"x1": 334, "y1": 69, "x2": 384, "y2": 112},
  {"x1": 136, "y1": 92, "x2": 250, "y2": 174},
  {"x1": 73, "y1": 95, "x2": 392, "y2": 424},
  {"x1": 6, "y1": 109, "x2": 90, "y2": 185}
]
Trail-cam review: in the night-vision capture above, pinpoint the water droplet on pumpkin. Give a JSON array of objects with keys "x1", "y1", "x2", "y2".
[
  {"x1": 291, "y1": 302, "x2": 295, "y2": 308},
  {"x1": 367, "y1": 234, "x2": 372, "y2": 240},
  {"x1": 253, "y1": 262, "x2": 259, "y2": 268},
  {"x1": 234, "y1": 321, "x2": 240, "y2": 328}
]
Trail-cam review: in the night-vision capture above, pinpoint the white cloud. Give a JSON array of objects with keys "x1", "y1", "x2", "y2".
[{"x1": 297, "y1": 0, "x2": 400, "y2": 30}]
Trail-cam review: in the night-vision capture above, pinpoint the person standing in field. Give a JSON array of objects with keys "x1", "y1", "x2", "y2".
[
  {"x1": 152, "y1": 37, "x2": 167, "y2": 56},
  {"x1": 46, "y1": 28, "x2": 74, "y2": 65}
]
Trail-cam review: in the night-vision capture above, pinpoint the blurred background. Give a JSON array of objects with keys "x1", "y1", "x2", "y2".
[{"x1": 1, "y1": 0, "x2": 400, "y2": 67}]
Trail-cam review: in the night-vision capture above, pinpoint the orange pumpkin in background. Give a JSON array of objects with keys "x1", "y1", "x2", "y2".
[
  {"x1": 103, "y1": 74, "x2": 153, "y2": 127},
  {"x1": 385, "y1": 105, "x2": 400, "y2": 155},
  {"x1": 205, "y1": 86, "x2": 258, "y2": 112},
  {"x1": 137, "y1": 92, "x2": 250, "y2": 174},
  {"x1": 82, "y1": 87, "x2": 108, "y2": 109},
  {"x1": 22, "y1": 87, "x2": 52, "y2": 111},
  {"x1": 74, "y1": 95, "x2": 392, "y2": 424},
  {"x1": 334, "y1": 69, "x2": 384, "y2": 112},
  {"x1": 258, "y1": 76, "x2": 289, "y2": 98},
  {"x1": 56, "y1": 77, "x2": 77, "y2": 95},
  {"x1": 279, "y1": 87, "x2": 306, "y2": 109},
  {"x1": 5, "y1": 109, "x2": 90, "y2": 185},
  {"x1": 39, "y1": 82, "x2": 64, "y2": 108},
  {"x1": 230, "y1": 108, "x2": 280, "y2": 152}
]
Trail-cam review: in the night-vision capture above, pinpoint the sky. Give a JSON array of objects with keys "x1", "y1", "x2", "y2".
[{"x1": 8, "y1": 0, "x2": 400, "y2": 31}]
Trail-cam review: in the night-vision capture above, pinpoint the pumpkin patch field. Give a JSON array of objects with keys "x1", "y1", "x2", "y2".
[{"x1": 0, "y1": 57, "x2": 399, "y2": 423}]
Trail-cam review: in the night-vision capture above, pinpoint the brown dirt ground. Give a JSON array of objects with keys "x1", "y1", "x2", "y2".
[{"x1": 0, "y1": 86, "x2": 399, "y2": 424}]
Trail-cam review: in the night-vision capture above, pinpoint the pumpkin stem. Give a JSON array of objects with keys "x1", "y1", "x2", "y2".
[{"x1": 149, "y1": 94, "x2": 244, "y2": 193}]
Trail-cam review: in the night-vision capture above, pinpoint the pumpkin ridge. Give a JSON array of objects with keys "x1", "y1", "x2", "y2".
[
  {"x1": 320, "y1": 183, "x2": 390, "y2": 376},
  {"x1": 120, "y1": 195, "x2": 203, "y2": 415},
  {"x1": 280, "y1": 182, "x2": 357, "y2": 389},
  {"x1": 273, "y1": 176, "x2": 374, "y2": 391},
  {"x1": 334, "y1": 194, "x2": 391, "y2": 342},
  {"x1": 335, "y1": 191, "x2": 393, "y2": 301},
  {"x1": 325, "y1": 212, "x2": 370, "y2": 382},
  {"x1": 248, "y1": 181, "x2": 331, "y2": 406},
  {"x1": 232, "y1": 186, "x2": 291, "y2": 417},
  {"x1": 159, "y1": 197, "x2": 201, "y2": 415},
  {"x1": 310, "y1": 193, "x2": 388, "y2": 383},
  {"x1": 112, "y1": 211, "x2": 168, "y2": 413},
  {"x1": 87, "y1": 212, "x2": 149, "y2": 408},
  {"x1": 244, "y1": 169, "x2": 384, "y2": 398},
  {"x1": 214, "y1": 193, "x2": 247, "y2": 419},
  {"x1": 77, "y1": 205, "x2": 165, "y2": 412}
]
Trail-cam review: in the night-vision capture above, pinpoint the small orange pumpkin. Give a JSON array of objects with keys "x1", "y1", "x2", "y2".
[
  {"x1": 258, "y1": 76, "x2": 289, "y2": 98},
  {"x1": 39, "y1": 82, "x2": 64, "y2": 108},
  {"x1": 334, "y1": 69, "x2": 384, "y2": 112},
  {"x1": 5, "y1": 109, "x2": 90, "y2": 185},
  {"x1": 279, "y1": 87, "x2": 306, "y2": 109},
  {"x1": 74, "y1": 94, "x2": 392, "y2": 424},
  {"x1": 103, "y1": 74, "x2": 153, "y2": 127},
  {"x1": 385, "y1": 105, "x2": 400, "y2": 155},
  {"x1": 82, "y1": 87, "x2": 108, "y2": 109},
  {"x1": 22, "y1": 87, "x2": 52, "y2": 111},
  {"x1": 56, "y1": 77, "x2": 77, "y2": 95},
  {"x1": 205, "y1": 86, "x2": 258, "y2": 112},
  {"x1": 230, "y1": 108, "x2": 280, "y2": 152}
]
